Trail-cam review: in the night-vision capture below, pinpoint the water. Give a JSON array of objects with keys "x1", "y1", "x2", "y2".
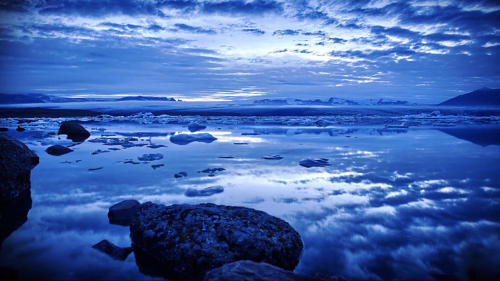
[{"x1": 1, "y1": 121, "x2": 499, "y2": 280}]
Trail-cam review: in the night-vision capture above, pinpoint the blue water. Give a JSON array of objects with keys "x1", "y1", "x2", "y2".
[{"x1": 1, "y1": 121, "x2": 499, "y2": 280}]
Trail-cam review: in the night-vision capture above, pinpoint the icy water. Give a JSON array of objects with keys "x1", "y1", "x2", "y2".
[{"x1": 1, "y1": 119, "x2": 500, "y2": 280}]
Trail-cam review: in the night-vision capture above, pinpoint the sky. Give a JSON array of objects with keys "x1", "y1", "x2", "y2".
[{"x1": 0, "y1": 0, "x2": 499, "y2": 103}]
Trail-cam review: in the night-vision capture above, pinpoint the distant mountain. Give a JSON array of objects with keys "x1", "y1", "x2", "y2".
[
  {"x1": 253, "y1": 97, "x2": 359, "y2": 106},
  {"x1": 116, "y1": 96, "x2": 178, "y2": 102},
  {"x1": 0, "y1": 93, "x2": 89, "y2": 104},
  {"x1": 439, "y1": 88, "x2": 500, "y2": 106}
]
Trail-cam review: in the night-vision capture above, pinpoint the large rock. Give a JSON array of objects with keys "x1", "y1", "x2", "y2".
[
  {"x1": 108, "y1": 200, "x2": 141, "y2": 226},
  {"x1": 58, "y1": 121, "x2": 90, "y2": 142},
  {"x1": 130, "y1": 202, "x2": 303, "y2": 281},
  {"x1": 0, "y1": 134, "x2": 39, "y2": 200},
  {"x1": 204, "y1": 260, "x2": 327, "y2": 281},
  {"x1": 45, "y1": 145, "x2": 73, "y2": 156},
  {"x1": 0, "y1": 134, "x2": 38, "y2": 246},
  {"x1": 92, "y1": 240, "x2": 133, "y2": 261}
]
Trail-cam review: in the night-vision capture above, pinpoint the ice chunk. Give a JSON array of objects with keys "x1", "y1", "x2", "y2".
[
  {"x1": 170, "y1": 133, "x2": 216, "y2": 145},
  {"x1": 138, "y1": 153, "x2": 163, "y2": 161}
]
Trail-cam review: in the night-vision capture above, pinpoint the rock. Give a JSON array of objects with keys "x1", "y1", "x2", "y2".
[
  {"x1": 0, "y1": 134, "x2": 38, "y2": 246},
  {"x1": 0, "y1": 266, "x2": 19, "y2": 281},
  {"x1": 15, "y1": 126, "x2": 25, "y2": 132},
  {"x1": 91, "y1": 149, "x2": 109, "y2": 155},
  {"x1": 185, "y1": 186, "x2": 224, "y2": 197},
  {"x1": 188, "y1": 122, "x2": 207, "y2": 132},
  {"x1": 204, "y1": 260, "x2": 342, "y2": 281},
  {"x1": 45, "y1": 145, "x2": 73, "y2": 156},
  {"x1": 92, "y1": 240, "x2": 133, "y2": 261},
  {"x1": 0, "y1": 134, "x2": 39, "y2": 200},
  {"x1": 199, "y1": 168, "x2": 225, "y2": 177},
  {"x1": 0, "y1": 128, "x2": 8, "y2": 131},
  {"x1": 234, "y1": 142, "x2": 248, "y2": 145},
  {"x1": 151, "y1": 164, "x2": 164, "y2": 169},
  {"x1": 299, "y1": 158, "x2": 330, "y2": 168},
  {"x1": 138, "y1": 153, "x2": 163, "y2": 161},
  {"x1": 108, "y1": 200, "x2": 141, "y2": 226},
  {"x1": 263, "y1": 155, "x2": 283, "y2": 160},
  {"x1": 204, "y1": 260, "x2": 308, "y2": 281},
  {"x1": 174, "y1": 171, "x2": 187, "y2": 178},
  {"x1": 58, "y1": 121, "x2": 90, "y2": 142},
  {"x1": 170, "y1": 133, "x2": 217, "y2": 145},
  {"x1": 88, "y1": 167, "x2": 103, "y2": 171},
  {"x1": 130, "y1": 202, "x2": 303, "y2": 280},
  {"x1": 147, "y1": 144, "x2": 167, "y2": 149}
]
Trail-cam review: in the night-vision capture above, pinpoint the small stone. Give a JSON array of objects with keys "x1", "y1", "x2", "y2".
[
  {"x1": 92, "y1": 240, "x2": 132, "y2": 261},
  {"x1": 45, "y1": 145, "x2": 73, "y2": 156},
  {"x1": 108, "y1": 200, "x2": 141, "y2": 226}
]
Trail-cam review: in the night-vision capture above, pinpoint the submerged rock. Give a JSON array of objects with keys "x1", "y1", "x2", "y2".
[
  {"x1": 263, "y1": 155, "x2": 283, "y2": 160},
  {"x1": 299, "y1": 158, "x2": 330, "y2": 168},
  {"x1": 88, "y1": 167, "x2": 103, "y2": 171},
  {"x1": 108, "y1": 200, "x2": 141, "y2": 226},
  {"x1": 170, "y1": 133, "x2": 217, "y2": 145},
  {"x1": 16, "y1": 126, "x2": 25, "y2": 132},
  {"x1": 151, "y1": 164, "x2": 164, "y2": 169},
  {"x1": 92, "y1": 240, "x2": 133, "y2": 261},
  {"x1": 130, "y1": 202, "x2": 303, "y2": 280},
  {"x1": 185, "y1": 186, "x2": 224, "y2": 197},
  {"x1": 0, "y1": 134, "x2": 38, "y2": 246},
  {"x1": 174, "y1": 171, "x2": 187, "y2": 178},
  {"x1": 58, "y1": 121, "x2": 90, "y2": 142},
  {"x1": 45, "y1": 145, "x2": 73, "y2": 156},
  {"x1": 188, "y1": 122, "x2": 207, "y2": 132},
  {"x1": 138, "y1": 153, "x2": 163, "y2": 162},
  {"x1": 204, "y1": 260, "x2": 314, "y2": 281}
]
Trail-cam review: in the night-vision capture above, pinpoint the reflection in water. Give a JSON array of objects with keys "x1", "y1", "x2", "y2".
[
  {"x1": 0, "y1": 121, "x2": 499, "y2": 280},
  {"x1": 440, "y1": 127, "x2": 500, "y2": 146},
  {"x1": 0, "y1": 190, "x2": 31, "y2": 247}
]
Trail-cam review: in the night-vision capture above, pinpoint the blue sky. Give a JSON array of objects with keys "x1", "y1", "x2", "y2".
[{"x1": 0, "y1": 0, "x2": 499, "y2": 102}]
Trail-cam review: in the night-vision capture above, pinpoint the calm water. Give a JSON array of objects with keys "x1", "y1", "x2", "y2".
[{"x1": 1, "y1": 121, "x2": 500, "y2": 280}]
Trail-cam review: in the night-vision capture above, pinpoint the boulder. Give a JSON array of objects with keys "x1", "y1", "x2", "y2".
[
  {"x1": 108, "y1": 200, "x2": 141, "y2": 226},
  {"x1": 204, "y1": 260, "x2": 308, "y2": 281},
  {"x1": 0, "y1": 134, "x2": 38, "y2": 246},
  {"x1": 204, "y1": 260, "x2": 341, "y2": 281},
  {"x1": 45, "y1": 145, "x2": 73, "y2": 156},
  {"x1": 138, "y1": 153, "x2": 163, "y2": 161},
  {"x1": 58, "y1": 121, "x2": 90, "y2": 142},
  {"x1": 130, "y1": 202, "x2": 303, "y2": 280},
  {"x1": 92, "y1": 240, "x2": 133, "y2": 261},
  {"x1": 0, "y1": 134, "x2": 39, "y2": 200}
]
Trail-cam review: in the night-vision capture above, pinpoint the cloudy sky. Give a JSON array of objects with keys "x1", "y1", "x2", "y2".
[{"x1": 0, "y1": 0, "x2": 499, "y2": 102}]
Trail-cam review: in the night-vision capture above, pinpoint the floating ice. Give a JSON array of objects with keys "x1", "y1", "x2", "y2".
[
  {"x1": 138, "y1": 153, "x2": 163, "y2": 161},
  {"x1": 170, "y1": 133, "x2": 217, "y2": 145}
]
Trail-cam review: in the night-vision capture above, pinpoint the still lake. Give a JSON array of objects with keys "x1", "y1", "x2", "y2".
[{"x1": 1, "y1": 120, "x2": 499, "y2": 280}]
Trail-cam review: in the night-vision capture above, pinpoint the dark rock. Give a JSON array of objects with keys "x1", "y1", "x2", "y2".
[
  {"x1": 151, "y1": 164, "x2": 164, "y2": 169},
  {"x1": 188, "y1": 122, "x2": 207, "y2": 132},
  {"x1": 88, "y1": 167, "x2": 103, "y2": 171},
  {"x1": 147, "y1": 144, "x2": 167, "y2": 149},
  {"x1": 15, "y1": 126, "x2": 25, "y2": 132},
  {"x1": 204, "y1": 260, "x2": 316, "y2": 281},
  {"x1": 234, "y1": 142, "x2": 248, "y2": 145},
  {"x1": 0, "y1": 128, "x2": 8, "y2": 131},
  {"x1": 46, "y1": 145, "x2": 73, "y2": 156},
  {"x1": 185, "y1": 186, "x2": 224, "y2": 197},
  {"x1": 0, "y1": 134, "x2": 39, "y2": 200},
  {"x1": 130, "y1": 202, "x2": 303, "y2": 280},
  {"x1": 0, "y1": 266, "x2": 19, "y2": 281},
  {"x1": 263, "y1": 155, "x2": 283, "y2": 160},
  {"x1": 0, "y1": 134, "x2": 38, "y2": 246},
  {"x1": 174, "y1": 171, "x2": 188, "y2": 178},
  {"x1": 92, "y1": 240, "x2": 133, "y2": 261},
  {"x1": 299, "y1": 158, "x2": 330, "y2": 168},
  {"x1": 108, "y1": 200, "x2": 141, "y2": 226},
  {"x1": 58, "y1": 121, "x2": 90, "y2": 142},
  {"x1": 91, "y1": 149, "x2": 109, "y2": 155}
]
